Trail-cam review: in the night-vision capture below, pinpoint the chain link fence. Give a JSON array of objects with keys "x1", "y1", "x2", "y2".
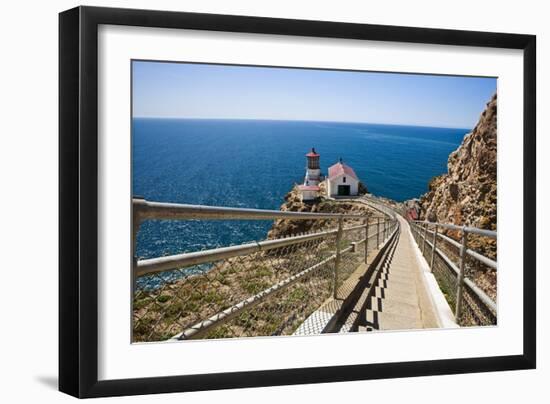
[
  {"x1": 134, "y1": 228, "x2": 338, "y2": 341},
  {"x1": 410, "y1": 221, "x2": 497, "y2": 326},
  {"x1": 132, "y1": 199, "x2": 393, "y2": 342}
]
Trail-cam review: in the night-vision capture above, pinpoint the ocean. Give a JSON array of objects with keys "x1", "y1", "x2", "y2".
[{"x1": 133, "y1": 118, "x2": 468, "y2": 259}]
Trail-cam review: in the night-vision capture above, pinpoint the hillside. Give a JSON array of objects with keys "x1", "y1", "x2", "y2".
[
  {"x1": 418, "y1": 94, "x2": 497, "y2": 255},
  {"x1": 412, "y1": 94, "x2": 497, "y2": 299}
]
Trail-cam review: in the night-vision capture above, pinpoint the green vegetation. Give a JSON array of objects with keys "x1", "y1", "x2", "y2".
[
  {"x1": 133, "y1": 196, "x2": 373, "y2": 342},
  {"x1": 133, "y1": 251, "x2": 334, "y2": 342},
  {"x1": 156, "y1": 294, "x2": 171, "y2": 303}
]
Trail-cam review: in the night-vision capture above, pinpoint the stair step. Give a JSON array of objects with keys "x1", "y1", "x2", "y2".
[
  {"x1": 325, "y1": 215, "x2": 434, "y2": 334},
  {"x1": 374, "y1": 286, "x2": 419, "y2": 306},
  {"x1": 386, "y1": 266, "x2": 416, "y2": 276},
  {"x1": 377, "y1": 276, "x2": 415, "y2": 290},
  {"x1": 365, "y1": 308, "x2": 422, "y2": 330},
  {"x1": 376, "y1": 311, "x2": 423, "y2": 330},
  {"x1": 378, "y1": 274, "x2": 415, "y2": 287},
  {"x1": 375, "y1": 278, "x2": 416, "y2": 293},
  {"x1": 385, "y1": 262, "x2": 415, "y2": 273},
  {"x1": 369, "y1": 297, "x2": 420, "y2": 319}
]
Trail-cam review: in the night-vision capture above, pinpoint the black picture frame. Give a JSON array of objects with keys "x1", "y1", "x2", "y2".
[{"x1": 59, "y1": 5, "x2": 536, "y2": 398}]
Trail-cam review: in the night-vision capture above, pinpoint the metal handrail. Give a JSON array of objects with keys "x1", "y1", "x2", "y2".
[
  {"x1": 409, "y1": 220, "x2": 497, "y2": 323},
  {"x1": 132, "y1": 197, "x2": 398, "y2": 339},
  {"x1": 137, "y1": 223, "x2": 367, "y2": 277},
  {"x1": 134, "y1": 198, "x2": 367, "y2": 222},
  {"x1": 413, "y1": 226, "x2": 497, "y2": 312},
  {"x1": 359, "y1": 196, "x2": 398, "y2": 219},
  {"x1": 133, "y1": 197, "x2": 377, "y2": 271},
  {"x1": 413, "y1": 220, "x2": 496, "y2": 239},
  {"x1": 421, "y1": 226, "x2": 497, "y2": 270},
  {"x1": 174, "y1": 223, "x2": 400, "y2": 340}
]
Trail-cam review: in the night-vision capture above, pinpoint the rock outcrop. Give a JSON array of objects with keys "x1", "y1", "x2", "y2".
[
  {"x1": 408, "y1": 94, "x2": 498, "y2": 300},
  {"x1": 418, "y1": 94, "x2": 497, "y2": 256},
  {"x1": 267, "y1": 187, "x2": 371, "y2": 239}
]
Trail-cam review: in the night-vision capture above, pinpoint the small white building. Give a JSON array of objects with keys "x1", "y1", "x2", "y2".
[
  {"x1": 297, "y1": 148, "x2": 322, "y2": 201},
  {"x1": 297, "y1": 184, "x2": 320, "y2": 201},
  {"x1": 327, "y1": 159, "x2": 360, "y2": 197}
]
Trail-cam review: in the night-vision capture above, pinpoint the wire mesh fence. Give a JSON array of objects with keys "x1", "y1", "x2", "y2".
[
  {"x1": 459, "y1": 283, "x2": 497, "y2": 326},
  {"x1": 133, "y1": 229, "x2": 339, "y2": 341},
  {"x1": 132, "y1": 201, "x2": 394, "y2": 342},
  {"x1": 410, "y1": 221, "x2": 497, "y2": 327}
]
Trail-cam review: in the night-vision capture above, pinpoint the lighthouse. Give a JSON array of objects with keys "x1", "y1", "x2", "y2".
[
  {"x1": 304, "y1": 148, "x2": 321, "y2": 186},
  {"x1": 297, "y1": 148, "x2": 322, "y2": 201}
]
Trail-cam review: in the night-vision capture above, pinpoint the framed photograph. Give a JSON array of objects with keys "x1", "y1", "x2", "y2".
[{"x1": 59, "y1": 6, "x2": 536, "y2": 398}]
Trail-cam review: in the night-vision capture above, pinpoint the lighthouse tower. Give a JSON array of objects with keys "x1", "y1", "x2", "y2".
[
  {"x1": 297, "y1": 148, "x2": 322, "y2": 202},
  {"x1": 304, "y1": 148, "x2": 321, "y2": 186}
]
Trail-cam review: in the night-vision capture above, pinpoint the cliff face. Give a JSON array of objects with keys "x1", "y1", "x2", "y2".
[
  {"x1": 267, "y1": 187, "x2": 370, "y2": 239},
  {"x1": 419, "y1": 94, "x2": 497, "y2": 237}
]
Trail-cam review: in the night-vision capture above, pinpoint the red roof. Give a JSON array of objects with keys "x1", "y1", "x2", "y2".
[
  {"x1": 306, "y1": 148, "x2": 320, "y2": 157},
  {"x1": 298, "y1": 185, "x2": 320, "y2": 191},
  {"x1": 328, "y1": 162, "x2": 358, "y2": 180}
]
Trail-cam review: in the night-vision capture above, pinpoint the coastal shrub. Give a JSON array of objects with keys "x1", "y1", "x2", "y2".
[{"x1": 156, "y1": 294, "x2": 171, "y2": 303}]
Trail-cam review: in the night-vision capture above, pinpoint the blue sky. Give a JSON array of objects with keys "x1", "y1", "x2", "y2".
[{"x1": 132, "y1": 61, "x2": 496, "y2": 129}]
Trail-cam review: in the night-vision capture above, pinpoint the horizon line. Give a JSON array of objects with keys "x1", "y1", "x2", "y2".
[{"x1": 132, "y1": 116, "x2": 473, "y2": 131}]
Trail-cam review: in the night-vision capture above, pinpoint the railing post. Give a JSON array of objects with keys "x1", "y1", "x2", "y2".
[
  {"x1": 454, "y1": 227, "x2": 468, "y2": 322},
  {"x1": 430, "y1": 224, "x2": 438, "y2": 271},
  {"x1": 333, "y1": 217, "x2": 344, "y2": 299},
  {"x1": 364, "y1": 216, "x2": 369, "y2": 264},
  {"x1": 377, "y1": 218, "x2": 380, "y2": 247},
  {"x1": 132, "y1": 207, "x2": 143, "y2": 294},
  {"x1": 422, "y1": 222, "x2": 428, "y2": 254},
  {"x1": 131, "y1": 204, "x2": 143, "y2": 339}
]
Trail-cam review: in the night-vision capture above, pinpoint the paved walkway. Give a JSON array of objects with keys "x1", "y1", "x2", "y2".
[
  {"x1": 361, "y1": 215, "x2": 439, "y2": 331},
  {"x1": 295, "y1": 203, "x2": 443, "y2": 335}
]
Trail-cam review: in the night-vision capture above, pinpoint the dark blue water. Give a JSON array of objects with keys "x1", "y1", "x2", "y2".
[{"x1": 133, "y1": 119, "x2": 467, "y2": 259}]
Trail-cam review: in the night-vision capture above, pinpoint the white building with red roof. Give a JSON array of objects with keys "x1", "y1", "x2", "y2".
[{"x1": 327, "y1": 158, "x2": 360, "y2": 197}]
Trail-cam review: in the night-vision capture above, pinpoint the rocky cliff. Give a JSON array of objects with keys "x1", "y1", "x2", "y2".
[
  {"x1": 267, "y1": 187, "x2": 371, "y2": 239},
  {"x1": 418, "y1": 94, "x2": 497, "y2": 255}
]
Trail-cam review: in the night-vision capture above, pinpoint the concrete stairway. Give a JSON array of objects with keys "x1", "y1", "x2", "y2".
[
  {"x1": 295, "y1": 213, "x2": 442, "y2": 335},
  {"x1": 359, "y1": 216, "x2": 427, "y2": 331}
]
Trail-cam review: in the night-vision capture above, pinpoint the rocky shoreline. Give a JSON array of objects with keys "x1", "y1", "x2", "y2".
[{"x1": 267, "y1": 186, "x2": 374, "y2": 239}]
